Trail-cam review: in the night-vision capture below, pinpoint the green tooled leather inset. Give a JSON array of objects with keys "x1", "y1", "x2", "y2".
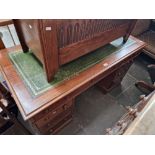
[{"x1": 9, "y1": 37, "x2": 135, "y2": 97}]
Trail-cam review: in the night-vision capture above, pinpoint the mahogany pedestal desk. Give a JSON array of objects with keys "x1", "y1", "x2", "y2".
[{"x1": 0, "y1": 36, "x2": 146, "y2": 134}]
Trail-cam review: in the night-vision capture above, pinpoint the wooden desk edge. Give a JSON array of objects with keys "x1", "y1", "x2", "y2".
[
  {"x1": 25, "y1": 36, "x2": 146, "y2": 120},
  {"x1": 0, "y1": 36, "x2": 146, "y2": 121}
]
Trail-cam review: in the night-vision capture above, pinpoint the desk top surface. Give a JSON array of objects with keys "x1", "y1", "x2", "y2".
[{"x1": 0, "y1": 36, "x2": 146, "y2": 120}]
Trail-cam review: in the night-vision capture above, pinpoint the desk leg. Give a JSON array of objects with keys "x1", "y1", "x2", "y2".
[{"x1": 97, "y1": 61, "x2": 133, "y2": 94}]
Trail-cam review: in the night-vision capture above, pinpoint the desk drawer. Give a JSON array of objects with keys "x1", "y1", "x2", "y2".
[
  {"x1": 35, "y1": 100, "x2": 73, "y2": 128},
  {"x1": 46, "y1": 114, "x2": 72, "y2": 135},
  {"x1": 32, "y1": 99, "x2": 74, "y2": 122},
  {"x1": 38, "y1": 107, "x2": 73, "y2": 134}
]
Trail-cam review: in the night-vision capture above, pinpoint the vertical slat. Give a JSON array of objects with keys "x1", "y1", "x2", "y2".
[
  {"x1": 67, "y1": 24, "x2": 73, "y2": 45},
  {"x1": 57, "y1": 19, "x2": 133, "y2": 49},
  {"x1": 63, "y1": 24, "x2": 68, "y2": 47},
  {"x1": 74, "y1": 23, "x2": 80, "y2": 42},
  {"x1": 58, "y1": 26, "x2": 64, "y2": 48},
  {"x1": 81, "y1": 20, "x2": 85, "y2": 39}
]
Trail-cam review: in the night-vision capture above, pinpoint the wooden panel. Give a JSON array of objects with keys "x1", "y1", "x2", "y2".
[
  {"x1": 13, "y1": 19, "x2": 43, "y2": 62},
  {"x1": 46, "y1": 114, "x2": 72, "y2": 134},
  {"x1": 59, "y1": 23, "x2": 129, "y2": 64},
  {"x1": 97, "y1": 59, "x2": 133, "y2": 93},
  {"x1": 38, "y1": 107, "x2": 73, "y2": 134},
  {"x1": 30, "y1": 102, "x2": 74, "y2": 134},
  {"x1": 32, "y1": 99, "x2": 74, "y2": 122},
  {"x1": 56, "y1": 19, "x2": 130, "y2": 48}
]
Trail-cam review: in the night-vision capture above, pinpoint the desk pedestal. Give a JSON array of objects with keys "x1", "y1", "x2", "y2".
[{"x1": 97, "y1": 59, "x2": 133, "y2": 93}]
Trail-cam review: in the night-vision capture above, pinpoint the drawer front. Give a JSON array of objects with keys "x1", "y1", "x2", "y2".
[
  {"x1": 33, "y1": 99, "x2": 74, "y2": 122},
  {"x1": 46, "y1": 114, "x2": 72, "y2": 135},
  {"x1": 35, "y1": 101, "x2": 73, "y2": 128},
  {"x1": 38, "y1": 107, "x2": 73, "y2": 134}
]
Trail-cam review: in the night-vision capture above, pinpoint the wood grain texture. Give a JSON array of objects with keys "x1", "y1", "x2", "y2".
[
  {"x1": 97, "y1": 60, "x2": 133, "y2": 93},
  {"x1": 13, "y1": 20, "x2": 29, "y2": 52},
  {"x1": 14, "y1": 19, "x2": 137, "y2": 82},
  {"x1": 59, "y1": 23, "x2": 130, "y2": 64},
  {"x1": 0, "y1": 19, "x2": 13, "y2": 26},
  {"x1": 0, "y1": 37, "x2": 5, "y2": 50},
  {"x1": 0, "y1": 36, "x2": 146, "y2": 121},
  {"x1": 38, "y1": 20, "x2": 59, "y2": 82}
]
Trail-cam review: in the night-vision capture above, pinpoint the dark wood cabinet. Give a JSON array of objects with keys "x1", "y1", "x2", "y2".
[{"x1": 13, "y1": 19, "x2": 136, "y2": 82}]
